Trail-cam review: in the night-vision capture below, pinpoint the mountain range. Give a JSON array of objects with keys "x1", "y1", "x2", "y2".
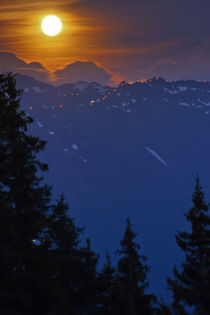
[
  {"x1": 0, "y1": 52, "x2": 114, "y2": 85},
  {"x1": 15, "y1": 74, "x2": 210, "y2": 300}
]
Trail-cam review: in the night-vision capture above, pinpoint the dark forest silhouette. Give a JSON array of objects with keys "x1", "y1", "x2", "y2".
[{"x1": 0, "y1": 73, "x2": 209, "y2": 314}]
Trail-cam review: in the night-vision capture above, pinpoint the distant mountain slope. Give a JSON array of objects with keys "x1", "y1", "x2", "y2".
[
  {"x1": 0, "y1": 52, "x2": 114, "y2": 85},
  {"x1": 54, "y1": 61, "x2": 112, "y2": 85},
  {"x1": 0, "y1": 52, "x2": 50, "y2": 82},
  {"x1": 17, "y1": 74, "x2": 210, "y2": 300}
]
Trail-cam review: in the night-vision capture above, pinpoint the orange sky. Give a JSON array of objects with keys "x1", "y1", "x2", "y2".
[
  {"x1": 0, "y1": 0, "x2": 146, "y2": 74},
  {"x1": 1, "y1": 0, "x2": 210, "y2": 82},
  {"x1": 0, "y1": 1, "x2": 103, "y2": 70}
]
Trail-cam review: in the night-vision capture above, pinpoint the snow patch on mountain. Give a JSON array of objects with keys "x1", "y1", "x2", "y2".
[
  {"x1": 162, "y1": 98, "x2": 169, "y2": 102},
  {"x1": 190, "y1": 87, "x2": 199, "y2": 91},
  {"x1": 198, "y1": 99, "x2": 210, "y2": 106},
  {"x1": 32, "y1": 86, "x2": 45, "y2": 93},
  {"x1": 37, "y1": 122, "x2": 43, "y2": 128},
  {"x1": 72, "y1": 144, "x2": 79, "y2": 150},
  {"x1": 122, "y1": 102, "x2": 130, "y2": 107},
  {"x1": 92, "y1": 84, "x2": 107, "y2": 94},
  {"x1": 24, "y1": 87, "x2": 46, "y2": 93},
  {"x1": 179, "y1": 102, "x2": 190, "y2": 107},
  {"x1": 145, "y1": 146, "x2": 167, "y2": 167},
  {"x1": 164, "y1": 88, "x2": 178, "y2": 94},
  {"x1": 177, "y1": 86, "x2": 187, "y2": 92}
]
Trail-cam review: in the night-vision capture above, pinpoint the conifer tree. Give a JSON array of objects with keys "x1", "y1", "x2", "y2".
[
  {"x1": 115, "y1": 218, "x2": 156, "y2": 315},
  {"x1": 45, "y1": 197, "x2": 99, "y2": 314},
  {"x1": 0, "y1": 73, "x2": 52, "y2": 314},
  {"x1": 96, "y1": 254, "x2": 117, "y2": 314},
  {"x1": 76, "y1": 238, "x2": 99, "y2": 314},
  {"x1": 0, "y1": 73, "x2": 101, "y2": 314},
  {"x1": 167, "y1": 176, "x2": 210, "y2": 314},
  {"x1": 42, "y1": 195, "x2": 84, "y2": 314},
  {"x1": 155, "y1": 300, "x2": 172, "y2": 315}
]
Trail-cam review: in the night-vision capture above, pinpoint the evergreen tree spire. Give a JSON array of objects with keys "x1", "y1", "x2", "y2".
[
  {"x1": 0, "y1": 73, "x2": 52, "y2": 314},
  {"x1": 115, "y1": 218, "x2": 156, "y2": 315},
  {"x1": 167, "y1": 176, "x2": 210, "y2": 314},
  {"x1": 0, "y1": 73, "x2": 99, "y2": 314},
  {"x1": 97, "y1": 253, "x2": 116, "y2": 314},
  {"x1": 0, "y1": 72, "x2": 165, "y2": 314}
]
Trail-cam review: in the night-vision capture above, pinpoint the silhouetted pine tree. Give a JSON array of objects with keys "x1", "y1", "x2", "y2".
[
  {"x1": 167, "y1": 176, "x2": 210, "y2": 315},
  {"x1": 45, "y1": 197, "x2": 99, "y2": 314},
  {"x1": 115, "y1": 218, "x2": 156, "y2": 315},
  {"x1": 42, "y1": 195, "x2": 84, "y2": 314},
  {"x1": 96, "y1": 254, "x2": 117, "y2": 314},
  {"x1": 0, "y1": 73, "x2": 99, "y2": 315},
  {"x1": 0, "y1": 73, "x2": 52, "y2": 314},
  {"x1": 76, "y1": 238, "x2": 99, "y2": 314},
  {"x1": 155, "y1": 300, "x2": 172, "y2": 315}
]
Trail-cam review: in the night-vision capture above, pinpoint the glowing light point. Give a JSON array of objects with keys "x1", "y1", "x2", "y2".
[{"x1": 41, "y1": 15, "x2": 62, "y2": 37}]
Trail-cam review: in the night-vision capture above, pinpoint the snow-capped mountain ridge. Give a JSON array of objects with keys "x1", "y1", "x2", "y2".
[{"x1": 17, "y1": 74, "x2": 210, "y2": 117}]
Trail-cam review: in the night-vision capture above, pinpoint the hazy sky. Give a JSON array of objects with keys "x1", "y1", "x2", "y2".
[{"x1": 1, "y1": 0, "x2": 210, "y2": 82}]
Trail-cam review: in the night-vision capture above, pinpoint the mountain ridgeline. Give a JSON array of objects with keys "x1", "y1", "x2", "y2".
[{"x1": 15, "y1": 74, "x2": 210, "y2": 302}]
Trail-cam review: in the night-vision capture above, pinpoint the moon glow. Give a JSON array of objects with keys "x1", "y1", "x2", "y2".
[{"x1": 41, "y1": 16, "x2": 62, "y2": 37}]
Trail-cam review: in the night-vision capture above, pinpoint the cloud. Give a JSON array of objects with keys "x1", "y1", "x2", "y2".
[
  {"x1": 0, "y1": 51, "x2": 117, "y2": 85},
  {"x1": 0, "y1": 51, "x2": 50, "y2": 82},
  {"x1": 151, "y1": 38, "x2": 210, "y2": 80},
  {"x1": 1, "y1": 0, "x2": 210, "y2": 83},
  {"x1": 54, "y1": 61, "x2": 112, "y2": 85}
]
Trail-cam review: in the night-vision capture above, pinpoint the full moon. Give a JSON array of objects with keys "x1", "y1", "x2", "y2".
[{"x1": 41, "y1": 15, "x2": 62, "y2": 37}]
